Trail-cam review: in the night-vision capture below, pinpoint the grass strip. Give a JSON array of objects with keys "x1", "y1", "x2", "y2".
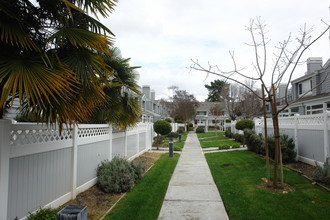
[
  {"x1": 105, "y1": 153, "x2": 179, "y2": 220},
  {"x1": 199, "y1": 136, "x2": 231, "y2": 141},
  {"x1": 197, "y1": 132, "x2": 225, "y2": 138},
  {"x1": 206, "y1": 151, "x2": 330, "y2": 220},
  {"x1": 200, "y1": 140, "x2": 238, "y2": 148}
]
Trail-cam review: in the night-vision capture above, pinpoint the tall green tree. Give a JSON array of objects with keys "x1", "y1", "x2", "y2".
[
  {"x1": 204, "y1": 79, "x2": 229, "y2": 102},
  {"x1": 0, "y1": 0, "x2": 117, "y2": 127}
]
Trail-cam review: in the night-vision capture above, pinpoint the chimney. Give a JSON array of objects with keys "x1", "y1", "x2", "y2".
[
  {"x1": 142, "y1": 85, "x2": 150, "y2": 99},
  {"x1": 151, "y1": 89, "x2": 155, "y2": 100},
  {"x1": 306, "y1": 57, "x2": 322, "y2": 75}
]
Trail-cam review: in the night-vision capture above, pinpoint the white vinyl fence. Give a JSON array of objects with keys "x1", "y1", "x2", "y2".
[
  {"x1": 250, "y1": 112, "x2": 329, "y2": 166},
  {"x1": 0, "y1": 120, "x2": 154, "y2": 220}
]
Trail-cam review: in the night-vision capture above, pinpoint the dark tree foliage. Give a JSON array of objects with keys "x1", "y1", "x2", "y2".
[{"x1": 204, "y1": 80, "x2": 229, "y2": 102}]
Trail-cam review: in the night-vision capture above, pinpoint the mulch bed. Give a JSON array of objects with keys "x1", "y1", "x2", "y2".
[{"x1": 63, "y1": 152, "x2": 163, "y2": 220}]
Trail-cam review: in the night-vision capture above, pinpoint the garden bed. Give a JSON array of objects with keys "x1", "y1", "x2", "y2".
[{"x1": 63, "y1": 152, "x2": 162, "y2": 219}]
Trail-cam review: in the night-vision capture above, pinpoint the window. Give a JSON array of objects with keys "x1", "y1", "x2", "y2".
[
  {"x1": 298, "y1": 84, "x2": 302, "y2": 95},
  {"x1": 306, "y1": 104, "x2": 324, "y2": 115},
  {"x1": 197, "y1": 111, "x2": 207, "y2": 115}
]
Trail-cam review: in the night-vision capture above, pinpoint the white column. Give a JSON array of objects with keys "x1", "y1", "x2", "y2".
[
  {"x1": 0, "y1": 119, "x2": 11, "y2": 220},
  {"x1": 136, "y1": 124, "x2": 139, "y2": 154},
  {"x1": 109, "y1": 124, "x2": 113, "y2": 160},
  {"x1": 71, "y1": 123, "x2": 78, "y2": 199},
  {"x1": 323, "y1": 110, "x2": 329, "y2": 162},
  {"x1": 294, "y1": 114, "x2": 299, "y2": 161},
  {"x1": 124, "y1": 130, "x2": 128, "y2": 158}
]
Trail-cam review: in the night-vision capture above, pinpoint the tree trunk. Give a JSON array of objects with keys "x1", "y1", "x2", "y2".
[
  {"x1": 271, "y1": 85, "x2": 284, "y2": 188},
  {"x1": 272, "y1": 87, "x2": 284, "y2": 186},
  {"x1": 261, "y1": 85, "x2": 270, "y2": 186}
]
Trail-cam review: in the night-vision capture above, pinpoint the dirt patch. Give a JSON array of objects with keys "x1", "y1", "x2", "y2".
[
  {"x1": 258, "y1": 179, "x2": 295, "y2": 194},
  {"x1": 285, "y1": 161, "x2": 315, "y2": 177},
  {"x1": 63, "y1": 152, "x2": 163, "y2": 219}
]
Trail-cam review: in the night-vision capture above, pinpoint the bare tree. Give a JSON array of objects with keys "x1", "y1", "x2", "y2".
[
  {"x1": 225, "y1": 83, "x2": 242, "y2": 120},
  {"x1": 162, "y1": 88, "x2": 199, "y2": 123},
  {"x1": 191, "y1": 18, "x2": 330, "y2": 188},
  {"x1": 238, "y1": 80, "x2": 263, "y2": 118}
]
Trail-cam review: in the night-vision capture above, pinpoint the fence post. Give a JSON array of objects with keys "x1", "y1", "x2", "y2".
[
  {"x1": 109, "y1": 124, "x2": 113, "y2": 160},
  {"x1": 294, "y1": 114, "x2": 299, "y2": 161},
  {"x1": 136, "y1": 124, "x2": 139, "y2": 154},
  {"x1": 323, "y1": 111, "x2": 329, "y2": 162},
  {"x1": 71, "y1": 123, "x2": 78, "y2": 199},
  {"x1": 0, "y1": 119, "x2": 11, "y2": 220},
  {"x1": 124, "y1": 130, "x2": 128, "y2": 158},
  {"x1": 231, "y1": 120, "x2": 235, "y2": 134}
]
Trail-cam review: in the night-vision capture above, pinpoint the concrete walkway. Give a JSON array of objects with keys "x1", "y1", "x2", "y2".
[{"x1": 158, "y1": 132, "x2": 229, "y2": 220}]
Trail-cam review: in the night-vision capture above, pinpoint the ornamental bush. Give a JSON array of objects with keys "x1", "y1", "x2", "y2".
[
  {"x1": 196, "y1": 127, "x2": 205, "y2": 133},
  {"x1": 27, "y1": 207, "x2": 61, "y2": 220},
  {"x1": 97, "y1": 157, "x2": 142, "y2": 193},
  {"x1": 235, "y1": 119, "x2": 254, "y2": 131},
  {"x1": 154, "y1": 120, "x2": 172, "y2": 136}
]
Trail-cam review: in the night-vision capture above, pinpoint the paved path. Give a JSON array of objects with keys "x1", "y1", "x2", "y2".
[{"x1": 158, "y1": 132, "x2": 229, "y2": 220}]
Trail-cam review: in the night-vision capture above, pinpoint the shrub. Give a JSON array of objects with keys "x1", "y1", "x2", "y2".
[
  {"x1": 97, "y1": 157, "x2": 137, "y2": 193},
  {"x1": 196, "y1": 127, "x2": 205, "y2": 133},
  {"x1": 219, "y1": 145, "x2": 231, "y2": 150},
  {"x1": 267, "y1": 134, "x2": 296, "y2": 163},
  {"x1": 235, "y1": 119, "x2": 254, "y2": 131},
  {"x1": 312, "y1": 157, "x2": 330, "y2": 182},
  {"x1": 131, "y1": 161, "x2": 145, "y2": 181},
  {"x1": 165, "y1": 118, "x2": 172, "y2": 123},
  {"x1": 152, "y1": 135, "x2": 165, "y2": 147},
  {"x1": 175, "y1": 119, "x2": 184, "y2": 123},
  {"x1": 154, "y1": 120, "x2": 172, "y2": 136},
  {"x1": 233, "y1": 133, "x2": 243, "y2": 143},
  {"x1": 244, "y1": 129, "x2": 263, "y2": 154},
  {"x1": 167, "y1": 132, "x2": 179, "y2": 139},
  {"x1": 232, "y1": 143, "x2": 241, "y2": 148},
  {"x1": 27, "y1": 207, "x2": 61, "y2": 220},
  {"x1": 280, "y1": 134, "x2": 296, "y2": 163},
  {"x1": 177, "y1": 127, "x2": 185, "y2": 134},
  {"x1": 188, "y1": 123, "x2": 193, "y2": 127},
  {"x1": 225, "y1": 129, "x2": 233, "y2": 138}
]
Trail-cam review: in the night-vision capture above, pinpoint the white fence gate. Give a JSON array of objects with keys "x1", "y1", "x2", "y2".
[{"x1": 0, "y1": 120, "x2": 154, "y2": 220}]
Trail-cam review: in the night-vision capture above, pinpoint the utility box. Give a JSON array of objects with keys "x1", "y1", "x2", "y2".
[{"x1": 57, "y1": 205, "x2": 87, "y2": 220}]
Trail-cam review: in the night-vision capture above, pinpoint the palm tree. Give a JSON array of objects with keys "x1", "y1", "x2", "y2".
[
  {"x1": 85, "y1": 47, "x2": 142, "y2": 129},
  {"x1": 0, "y1": 0, "x2": 117, "y2": 127}
]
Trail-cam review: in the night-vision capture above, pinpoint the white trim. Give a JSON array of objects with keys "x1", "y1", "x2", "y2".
[
  {"x1": 76, "y1": 177, "x2": 98, "y2": 194},
  {"x1": 298, "y1": 156, "x2": 323, "y2": 166}
]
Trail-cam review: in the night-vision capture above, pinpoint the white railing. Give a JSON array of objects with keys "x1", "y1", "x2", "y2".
[
  {"x1": 0, "y1": 120, "x2": 154, "y2": 220},
  {"x1": 253, "y1": 112, "x2": 330, "y2": 166}
]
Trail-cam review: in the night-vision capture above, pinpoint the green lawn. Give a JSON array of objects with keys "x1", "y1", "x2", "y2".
[
  {"x1": 105, "y1": 154, "x2": 179, "y2": 220},
  {"x1": 199, "y1": 135, "x2": 231, "y2": 141},
  {"x1": 162, "y1": 133, "x2": 187, "y2": 151},
  {"x1": 206, "y1": 151, "x2": 330, "y2": 220},
  {"x1": 200, "y1": 140, "x2": 239, "y2": 148},
  {"x1": 197, "y1": 131, "x2": 225, "y2": 138}
]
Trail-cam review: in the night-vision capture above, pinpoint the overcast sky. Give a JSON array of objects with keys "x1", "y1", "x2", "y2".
[{"x1": 101, "y1": 0, "x2": 330, "y2": 101}]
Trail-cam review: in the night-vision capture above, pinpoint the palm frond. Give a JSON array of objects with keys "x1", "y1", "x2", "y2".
[
  {"x1": 0, "y1": 56, "x2": 74, "y2": 109},
  {"x1": 49, "y1": 27, "x2": 113, "y2": 52},
  {"x1": 0, "y1": 14, "x2": 39, "y2": 51},
  {"x1": 74, "y1": 0, "x2": 117, "y2": 18}
]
